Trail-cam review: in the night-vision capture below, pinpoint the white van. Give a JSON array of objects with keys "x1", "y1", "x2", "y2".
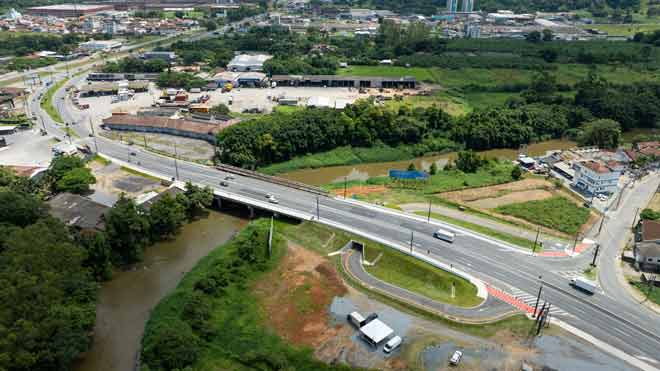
[
  {"x1": 433, "y1": 229, "x2": 455, "y2": 243},
  {"x1": 347, "y1": 311, "x2": 365, "y2": 328},
  {"x1": 384, "y1": 336, "x2": 402, "y2": 353}
]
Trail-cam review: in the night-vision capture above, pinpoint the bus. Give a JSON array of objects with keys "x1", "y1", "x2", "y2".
[{"x1": 433, "y1": 229, "x2": 455, "y2": 243}]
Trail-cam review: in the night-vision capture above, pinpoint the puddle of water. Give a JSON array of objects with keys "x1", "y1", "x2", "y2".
[{"x1": 73, "y1": 210, "x2": 246, "y2": 371}]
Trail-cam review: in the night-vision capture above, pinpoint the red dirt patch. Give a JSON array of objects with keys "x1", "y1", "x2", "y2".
[
  {"x1": 254, "y1": 243, "x2": 347, "y2": 350},
  {"x1": 332, "y1": 185, "x2": 387, "y2": 198}
]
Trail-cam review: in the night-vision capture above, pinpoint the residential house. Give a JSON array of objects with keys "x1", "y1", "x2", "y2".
[
  {"x1": 634, "y1": 219, "x2": 660, "y2": 272},
  {"x1": 572, "y1": 160, "x2": 622, "y2": 195},
  {"x1": 47, "y1": 193, "x2": 109, "y2": 232}
]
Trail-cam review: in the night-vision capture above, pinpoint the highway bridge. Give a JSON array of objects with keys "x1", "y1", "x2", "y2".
[{"x1": 28, "y1": 62, "x2": 660, "y2": 371}]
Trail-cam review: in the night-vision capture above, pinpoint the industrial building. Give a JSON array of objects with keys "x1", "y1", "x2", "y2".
[
  {"x1": 87, "y1": 73, "x2": 160, "y2": 81},
  {"x1": 79, "y1": 81, "x2": 149, "y2": 97},
  {"x1": 102, "y1": 114, "x2": 236, "y2": 143},
  {"x1": 27, "y1": 4, "x2": 114, "y2": 17},
  {"x1": 227, "y1": 54, "x2": 272, "y2": 72},
  {"x1": 270, "y1": 75, "x2": 416, "y2": 89}
]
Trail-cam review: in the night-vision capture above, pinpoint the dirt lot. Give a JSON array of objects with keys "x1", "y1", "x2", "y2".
[
  {"x1": 468, "y1": 189, "x2": 555, "y2": 209},
  {"x1": 440, "y1": 178, "x2": 553, "y2": 204},
  {"x1": 89, "y1": 160, "x2": 164, "y2": 201},
  {"x1": 254, "y1": 243, "x2": 348, "y2": 350},
  {"x1": 332, "y1": 185, "x2": 388, "y2": 198}
]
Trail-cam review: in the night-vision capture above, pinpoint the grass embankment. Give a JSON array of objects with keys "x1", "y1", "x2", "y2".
[
  {"x1": 414, "y1": 211, "x2": 539, "y2": 251},
  {"x1": 364, "y1": 243, "x2": 483, "y2": 307},
  {"x1": 40, "y1": 78, "x2": 68, "y2": 124},
  {"x1": 141, "y1": 220, "x2": 359, "y2": 371},
  {"x1": 120, "y1": 166, "x2": 162, "y2": 181},
  {"x1": 495, "y1": 196, "x2": 591, "y2": 235},
  {"x1": 278, "y1": 220, "x2": 535, "y2": 338},
  {"x1": 630, "y1": 281, "x2": 660, "y2": 305},
  {"x1": 278, "y1": 221, "x2": 482, "y2": 307},
  {"x1": 581, "y1": 23, "x2": 660, "y2": 36}
]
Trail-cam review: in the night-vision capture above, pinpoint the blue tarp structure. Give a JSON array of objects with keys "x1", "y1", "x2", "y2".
[{"x1": 389, "y1": 170, "x2": 429, "y2": 180}]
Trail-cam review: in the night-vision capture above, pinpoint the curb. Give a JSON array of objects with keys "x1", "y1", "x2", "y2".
[{"x1": 340, "y1": 250, "x2": 517, "y2": 325}]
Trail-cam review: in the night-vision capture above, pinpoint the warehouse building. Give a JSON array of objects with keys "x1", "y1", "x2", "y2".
[
  {"x1": 270, "y1": 75, "x2": 416, "y2": 89},
  {"x1": 79, "y1": 81, "x2": 149, "y2": 97},
  {"x1": 102, "y1": 114, "x2": 236, "y2": 143},
  {"x1": 87, "y1": 73, "x2": 160, "y2": 81},
  {"x1": 27, "y1": 4, "x2": 114, "y2": 17},
  {"x1": 227, "y1": 54, "x2": 272, "y2": 72}
]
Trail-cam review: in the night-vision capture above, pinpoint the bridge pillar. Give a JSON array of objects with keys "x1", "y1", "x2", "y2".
[
  {"x1": 248, "y1": 205, "x2": 255, "y2": 219},
  {"x1": 215, "y1": 197, "x2": 222, "y2": 209}
]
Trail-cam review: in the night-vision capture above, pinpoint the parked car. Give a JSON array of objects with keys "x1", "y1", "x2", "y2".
[
  {"x1": 449, "y1": 350, "x2": 463, "y2": 366},
  {"x1": 383, "y1": 336, "x2": 402, "y2": 354}
]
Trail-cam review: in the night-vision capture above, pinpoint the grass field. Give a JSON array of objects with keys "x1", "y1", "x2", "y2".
[
  {"x1": 415, "y1": 211, "x2": 539, "y2": 251},
  {"x1": 364, "y1": 243, "x2": 482, "y2": 307},
  {"x1": 495, "y1": 196, "x2": 591, "y2": 235},
  {"x1": 581, "y1": 23, "x2": 660, "y2": 36},
  {"x1": 40, "y1": 78, "x2": 68, "y2": 124}
]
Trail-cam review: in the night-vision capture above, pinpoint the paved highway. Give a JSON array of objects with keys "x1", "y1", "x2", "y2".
[{"x1": 30, "y1": 55, "x2": 660, "y2": 371}]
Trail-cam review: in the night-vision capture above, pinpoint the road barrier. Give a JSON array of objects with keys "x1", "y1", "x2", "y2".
[{"x1": 215, "y1": 163, "x2": 329, "y2": 196}]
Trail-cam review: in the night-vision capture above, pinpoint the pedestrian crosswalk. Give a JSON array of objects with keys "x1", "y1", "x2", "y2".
[
  {"x1": 554, "y1": 270, "x2": 582, "y2": 280},
  {"x1": 509, "y1": 288, "x2": 568, "y2": 317}
]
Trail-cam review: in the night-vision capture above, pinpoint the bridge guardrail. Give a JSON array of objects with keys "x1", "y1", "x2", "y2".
[{"x1": 215, "y1": 163, "x2": 329, "y2": 197}]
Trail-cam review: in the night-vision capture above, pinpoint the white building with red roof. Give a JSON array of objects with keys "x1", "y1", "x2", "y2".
[{"x1": 573, "y1": 159, "x2": 622, "y2": 195}]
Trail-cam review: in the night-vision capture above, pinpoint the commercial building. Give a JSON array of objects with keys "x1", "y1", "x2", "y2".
[
  {"x1": 27, "y1": 4, "x2": 114, "y2": 17},
  {"x1": 79, "y1": 40, "x2": 123, "y2": 52},
  {"x1": 142, "y1": 51, "x2": 177, "y2": 63},
  {"x1": 87, "y1": 72, "x2": 160, "y2": 81},
  {"x1": 102, "y1": 114, "x2": 237, "y2": 143},
  {"x1": 572, "y1": 160, "x2": 622, "y2": 195},
  {"x1": 270, "y1": 75, "x2": 417, "y2": 89},
  {"x1": 227, "y1": 54, "x2": 272, "y2": 72},
  {"x1": 634, "y1": 220, "x2": 660, "y2": 272}
]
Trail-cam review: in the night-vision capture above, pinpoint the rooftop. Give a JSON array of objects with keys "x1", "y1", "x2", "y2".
[
  {"x1": 641, "y1": 219, "x2": 660, "y2": 242},
  {"x1": 47, "y1": 193, "x2": 109, "y2": 231},
  {"x1": 28, "y1": 4, "x2": 112, "y2": 11},
  {"x1": 228, "y1": 54, "x2": 272, "y2": 66},
  {"x1": 359, "y1": 319, "x2": 393, "y2": 344},
  {"x1": 579, "y1": 160, "x2": 616, "y2": 174},
  {"x1": 102, "y1": 114, "x2": 238, "y2": 136}
]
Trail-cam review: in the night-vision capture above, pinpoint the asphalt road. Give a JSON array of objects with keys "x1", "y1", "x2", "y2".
[{"x1": 30, "y1": 51, "x2": 660, "y2": 371}]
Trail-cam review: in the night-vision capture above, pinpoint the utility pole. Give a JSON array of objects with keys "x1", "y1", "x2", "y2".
[
  {"x1": 533, "y1": 277, "x2": 543, "y2": 318},
  {"x1": 143, "y1": 135, "x2": 148, "y2": 149},
  {"x1": 173, "y1": 142, "x2": 180, "y2": 180},
  {"x1": 427, "y1": 199, "x2": 432, "y2": 222},
  {"x1": 316, "y1": 196, "x2": 320, "y2": 220},
  {"x1": 532, "y1": 226, "x2": 540, "y2": 254},
  {"x1": 572, "y1": 233, "x2": 580, "y2": 256},
  {"x1": 631, "y1": 207, "x2": 640, "y2": 229},
  {"x1": 598, "y1": 211, "x2": 607, "y2": 234},
  {"x1": 89, "y1": 117, "x2": 99, "y2": 153},
  {"x1": 343, "y1": 176, "x2": 347, "y2": 199},
  {"x1": 591, "y1": 243, "x2": 600, "y2": 267},
  {"x1": 410, "y1": 231, "x2": 414, "y2": 253}
]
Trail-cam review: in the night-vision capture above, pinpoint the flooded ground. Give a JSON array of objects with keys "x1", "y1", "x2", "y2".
[
  {"x1": 328, "y1": 291, "x2": 636, "y2": 371},
  {"x1": 281, "y1": 140, "x2": 576, "y2": 186},
  {"x1": 73, "y1": 210, "x2": 246, "y2": 371}
]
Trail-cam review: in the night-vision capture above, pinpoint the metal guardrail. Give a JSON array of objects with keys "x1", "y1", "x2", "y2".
[{"x1": 215, "y1": 163, "x2": 329, "y2": 197}]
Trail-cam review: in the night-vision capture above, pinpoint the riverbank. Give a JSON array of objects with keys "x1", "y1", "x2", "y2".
[{"x1": 73, "y1": 210, "x2": 245, "y2": 371}]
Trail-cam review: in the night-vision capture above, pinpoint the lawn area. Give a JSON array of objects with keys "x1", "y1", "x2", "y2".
[
  {"x1": 630, "y1": 281, "x2": 660, "y2": 306},
  {"x1": 495, "y1": 196, "x2": 591, "y2": 235},
  {"x1": 580, "y1": 23, "x2": 660, "y2": 36},
  {"x1": 364, "y1": 243, "x2": 483, "y2": 307},
  {"x1": 40, "y1": 78, "x2": 68, "y2": 124},
  {"x1": 414, "y1": 211, "x2": 539, "y2": 251}
]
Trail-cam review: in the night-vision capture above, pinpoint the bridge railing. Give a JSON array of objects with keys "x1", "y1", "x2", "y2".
[{"x1": 215, "y1": 163, "x2": 329, "y2": 197}]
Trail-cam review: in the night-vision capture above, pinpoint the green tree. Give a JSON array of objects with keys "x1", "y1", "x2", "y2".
[
  {"x1": 511, "y1": 165, "x2": 522, "y2": 180},
  {"x1": 149, "y1": 194, "x2": 186, "y2": 240},
  {"x1": 0, "y1": 190, "x2": 47, "y2": 227},
  {"x1": 210, "y1": 103, "x2": 230, "y2": 116},
  {"x1": 105, "y1": 194, "x2": 151, "y2": 264},
  {"x1": 578, "y1": 119, "x2": 621, "y2": 149},
  {"x1": 640, "y1": 208, "x2": 660, "y2": 220},
  {"x1": 47, "y1": 155, "x2": 86, "y2": 186},
  {"x1": 55, "y1": 167, "x2": 96, "y2": 194},
  {"x1": 429, "y1": 162, "x2": 438, "y2": 175},
  {"x1": 0, "y1": 219, "x2": 97, "y2": 371},
  {"x1": 455, "y1": 150, "x2": 484, "y2": 173},
  {"x1": 526, "y1": 30, "x2": 541, "y2": 43},
  {"x1": 407, "y1": 163, "x2": 416, "y2": 171},
  {"x1": 177, "y1": 182, "x2": 213, "y2": 219},
  {"x1": 141, "y1": 319, "x2": 201, "y2": 371},
  {"x1": 542, "y1": 29, "x2": 553, "y2": 41},
  {"x1": 79, "y1": 231, "x2": 113, "y2": 281}
]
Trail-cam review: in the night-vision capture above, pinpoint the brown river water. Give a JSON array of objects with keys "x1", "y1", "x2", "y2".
[
  {"x1": 73, "y1": 210, "x2": 246, "y2": 371},
  {"x1": 281, "y1": 139, "x2": 576, "y2": 186}
]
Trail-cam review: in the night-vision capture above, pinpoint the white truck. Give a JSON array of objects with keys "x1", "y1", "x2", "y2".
[
  {"x1": 570, "y1": 277, "x2": 598, "y2": 294},
  {"x1": 433, "y1": 229, "x2": 455, "y2": 243}
]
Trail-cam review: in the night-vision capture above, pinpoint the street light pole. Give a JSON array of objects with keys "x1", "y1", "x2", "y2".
[
  {"x1": 173, "y1": 142, "x2": 180, "y2": 180},
  {"x1": 427, "y1": 199, "x2": 432, "y2": 222},
  {"x1": 343, "y1": 176, "x2": 347, "y2": 199},
  {"x1": 533, "y1": 276, "x2": 543, "y2": 318},
  {"x1": 410, "y1": 231, "x2": 414, "y2": 253},
  {"x1": 631, "y1": 207, "x2": 640, "y2": 229},
  {"x1": 591, "y1": 243, "x2": 600, "y2": 267},
  {"x1": 572, "y1": 233, "x2": 580, "y2": 256},
  {"x1": 532, "y1": 226, "x2": 540, "y2": 254},
  {"x1": 316, "y1": 196, "x2": 320, "y2": 220}
]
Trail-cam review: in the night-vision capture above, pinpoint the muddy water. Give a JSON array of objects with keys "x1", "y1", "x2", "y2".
[
  {"x1": 73, "y1": 211, "x2": 246, "y2": 371},
  {"x1": 281, "y1": 139, "x2": 575, "y2": 186}
]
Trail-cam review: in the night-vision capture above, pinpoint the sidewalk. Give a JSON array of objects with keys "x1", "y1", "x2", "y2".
[{"x1": 400, "y1": 203, "x2": 570, "y2": 253}]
